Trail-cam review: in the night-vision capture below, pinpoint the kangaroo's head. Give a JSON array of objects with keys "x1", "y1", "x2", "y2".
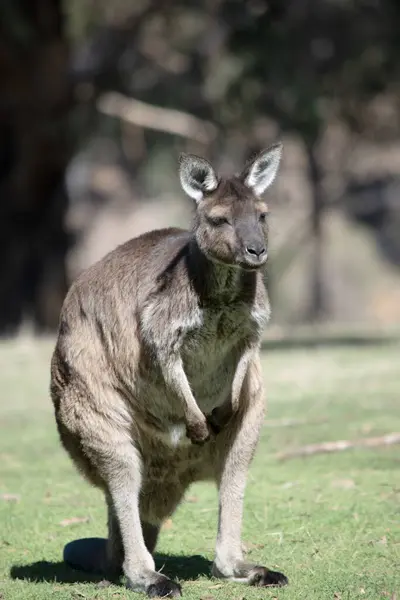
[{"x1": 179, "y1": 143, "x2": 282, "y2": 271}]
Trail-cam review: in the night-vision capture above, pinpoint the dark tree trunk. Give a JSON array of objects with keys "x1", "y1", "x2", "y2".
[
  {"x1": 0, "y1": 0, "x2": 72, "y2": 335},
  {"x1": 306, "y1": 142, "x2": 326, "y2": 322}
]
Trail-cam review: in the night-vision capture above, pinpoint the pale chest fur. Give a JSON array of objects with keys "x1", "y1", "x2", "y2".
[
  {"x1": 181, "y1": 298, "x2": 269, "y2": 409},
  {"x1": 137, "y1": 298, "x2": 269, "y2": 448},
  {"x1": 137, "y1": 274, "x2": 270, "y2": 446}
]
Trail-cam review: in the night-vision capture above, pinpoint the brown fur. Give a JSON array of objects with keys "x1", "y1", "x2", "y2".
[{"x1": 50, "y1": 146, "x2": 287, "y2": 596}]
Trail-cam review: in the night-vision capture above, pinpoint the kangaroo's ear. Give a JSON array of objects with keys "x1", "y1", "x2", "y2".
[
  {"x1": 241, "y1": 143, "x2": 283, "y2": 196},
  {"x1": 179, "y1": 153, "x2": 219, "y2": 202}
]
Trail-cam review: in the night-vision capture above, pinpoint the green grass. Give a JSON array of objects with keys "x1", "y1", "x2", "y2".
[{"x1": 1, "y1": 336, "x2": 399, "y2": 599}]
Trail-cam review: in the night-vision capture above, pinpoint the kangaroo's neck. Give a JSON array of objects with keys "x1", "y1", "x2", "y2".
[{"x1": 187, "y1": 237, "x2": 258, "y2": 306}]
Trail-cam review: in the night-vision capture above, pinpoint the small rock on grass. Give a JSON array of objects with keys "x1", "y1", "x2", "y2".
[
  {"x1": 0, "y1": 493, "x2": 20, "y2": 502},
  {"x1": 59, "y1": 516, "x2": 90, "y2": 527},
  {"x1": 331, "y1": 479, "x2": 355, "y2": 489},
  {"x1": 162, "y1": 518, "x2": 173, "y2": 530}
]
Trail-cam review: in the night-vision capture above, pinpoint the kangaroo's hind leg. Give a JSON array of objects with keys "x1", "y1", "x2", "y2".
[
  {"x1": 56, "y1": 385, "x2": 181, "y2": 596},
  {"x1": 212, "y1": 357, "x2": 288, "y2": 588},
  {"x1": 142, "y1": 522, "x2": 161, "y2": 554},
  {"x1": 101, "y1": 441, "x2": 182, "y2": 597},
  {"x1": 106, "y1": 505, "x2": 160, "y2": 571}
]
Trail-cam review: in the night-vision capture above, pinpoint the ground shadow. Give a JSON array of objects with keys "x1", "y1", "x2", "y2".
[
  {"x1": 10, "y1": 553, "x2": 212, "y2": 586},
  {"x1": 10, "y1": 560, "x2": 107, "y2": 585},
  {"x1": 155, "y1": 553, "x2": 212, "y2": 580}
]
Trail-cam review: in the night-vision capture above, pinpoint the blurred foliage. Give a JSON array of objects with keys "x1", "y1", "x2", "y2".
[
  {"x1": 223, "y1": 0, "x2": 400, "y2": 139},
  {"x1": 0, "y1": 0, "x2": 399, "y2": 333},
  {"x1": 67, "y1": 0, "x2": 400, "y2": 137}
]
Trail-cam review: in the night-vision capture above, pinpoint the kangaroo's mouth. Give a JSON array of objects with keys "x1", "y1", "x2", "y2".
[
  {"x1": 239, "y1": 255, "x2": 268, "y2": 271},
  {"x1": 199, "y1": 246, "x2": 267, "y2": 271}
]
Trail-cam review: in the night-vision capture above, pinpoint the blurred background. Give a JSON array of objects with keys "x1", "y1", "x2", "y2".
[{"x1": 1, "y1": 0, "x2": 400, "y2": 337}]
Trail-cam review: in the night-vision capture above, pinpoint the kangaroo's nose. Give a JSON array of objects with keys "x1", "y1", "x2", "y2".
[{"x1": 245, "y1": 244, "x2": 266, "y2": 258}]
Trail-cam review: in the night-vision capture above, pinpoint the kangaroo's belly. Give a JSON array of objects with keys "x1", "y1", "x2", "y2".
[
  {"x1": 181, "y1": 305, "x2": 253, "y2": 409},
  {"x1": 139, "y1": 435, "x2": 216, "y2": 523},
  {"x1": 134, "y1": 355, "x2": 236, "y2": 448},
  {"x1": 183, "y1": 347, "x2": 239, "y2": 411}
]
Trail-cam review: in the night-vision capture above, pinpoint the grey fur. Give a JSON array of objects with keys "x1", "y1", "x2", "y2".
[{"x1": 51, "y1": 145, "x2": 288, "y2": 596}]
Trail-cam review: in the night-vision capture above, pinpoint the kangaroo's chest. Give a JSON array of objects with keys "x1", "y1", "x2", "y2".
[
  {"x1": 133, "y1": 297, "x2": 269, "y2": 448},
  {"x1": 184, "y1": 303, "x2": 252, "y2": 356},
  {"x1": 190, "y1": 303, "x2": 253, "y2": 345},
  {"x1": 181, "y1": 302, "x2": 264, "y2": 405}
]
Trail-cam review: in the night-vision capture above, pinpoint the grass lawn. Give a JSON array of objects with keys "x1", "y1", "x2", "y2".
[{"x1": 0, "y1": 335, "x2": 399, "y2": 599}]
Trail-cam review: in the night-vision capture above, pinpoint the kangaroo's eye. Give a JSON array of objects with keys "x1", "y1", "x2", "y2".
[
  {"x1": 259, "y1": 212, "x2": 268, "y2": 222},
  {"x1": 207, "y1": 216, "x2": 230, "y2": 227}
]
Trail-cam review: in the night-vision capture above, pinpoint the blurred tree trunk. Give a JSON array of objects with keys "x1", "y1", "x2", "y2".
[
  {"x1": 306, "y1": 142, "x2": 326, "y2": 322},
  {"x1": 0, "y1": 0, "x2": 72, "y2": 334}
]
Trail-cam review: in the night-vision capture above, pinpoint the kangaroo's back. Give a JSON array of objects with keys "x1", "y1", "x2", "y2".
[
  {"x1": 53, "y1": 228, "x2": 190, "y2": 367},
  {"x1": 63, "y1": 226, "x2": 191, "y2": 311}
]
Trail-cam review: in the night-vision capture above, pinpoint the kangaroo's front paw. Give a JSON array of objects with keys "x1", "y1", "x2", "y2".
[
  {"x1": 207, "y1": 405, "x2": 233, "y2": 435},
  {"x1": 186, "y1": 418, "x2": 210, "y2": 445}
]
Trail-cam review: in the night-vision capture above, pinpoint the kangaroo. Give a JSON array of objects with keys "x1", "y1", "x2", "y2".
[{"x1": 50, "y1": 143, "x2": 287, "y2": 597}]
